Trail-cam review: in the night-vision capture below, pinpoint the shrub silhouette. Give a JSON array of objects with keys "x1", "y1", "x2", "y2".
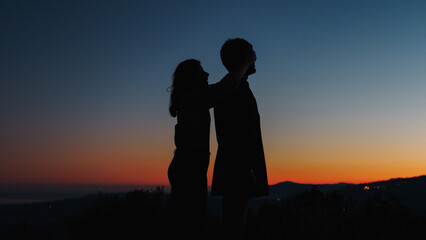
[
  {"x1": 64, "y1": 186, "x2": 425, "y2": 240},
  {"x1": 244, "y1": 186, "x2": 423, "y2": 240},
  {"x1": 66, "y1": 187, "x2": 167, "y2": 239}
]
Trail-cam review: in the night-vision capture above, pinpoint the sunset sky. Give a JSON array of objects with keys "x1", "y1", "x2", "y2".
[{"x1": 1, "y1": 0, "x2": 426, "y2": 187}]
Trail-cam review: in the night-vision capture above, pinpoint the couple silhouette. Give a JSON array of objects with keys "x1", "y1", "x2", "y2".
[{"x1": 168, "y1": 38, "x2": 268, "y2": 240}]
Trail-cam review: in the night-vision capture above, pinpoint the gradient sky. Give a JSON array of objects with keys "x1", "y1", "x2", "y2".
[{"x1": 1, "y1": 0, "x2": 426, "y2": 186}]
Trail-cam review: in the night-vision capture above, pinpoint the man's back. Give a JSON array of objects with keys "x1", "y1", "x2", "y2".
[{"x1": 211, "y1": 80, "x2": 268, "y2": 197}]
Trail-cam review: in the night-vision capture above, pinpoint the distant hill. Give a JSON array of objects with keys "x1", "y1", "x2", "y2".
[
  {"x1": 340, "y1": 175, "x2": 426, "y2": 214},
  {"x1": 268, "y1": 181, "x2": 352, "y2": 198},
  {"x1": 267, "y1": 175, "x2": 426, "y2": 214}
]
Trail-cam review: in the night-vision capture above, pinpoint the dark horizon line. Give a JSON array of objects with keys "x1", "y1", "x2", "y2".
[{"x1": 1, "y1": 174, "x2": 425, "y2": 189}]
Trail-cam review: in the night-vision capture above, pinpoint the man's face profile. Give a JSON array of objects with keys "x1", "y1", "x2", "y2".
[{"x1": 246, "y1": 48, "x2": 256, "y2": 76}]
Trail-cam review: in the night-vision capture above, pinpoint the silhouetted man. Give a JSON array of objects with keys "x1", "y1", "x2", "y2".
[{"x1": 212, "y1": 38, "x2": 268, "y2": 240}]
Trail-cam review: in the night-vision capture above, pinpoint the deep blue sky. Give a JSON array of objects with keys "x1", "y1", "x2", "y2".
[{"x1": 1, "y1": 0, "x2": 426, "y2": 185}]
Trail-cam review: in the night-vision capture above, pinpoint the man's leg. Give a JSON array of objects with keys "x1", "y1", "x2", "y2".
[{"x1": 222, "y1": 195, "x2": 251, "y2": 240}]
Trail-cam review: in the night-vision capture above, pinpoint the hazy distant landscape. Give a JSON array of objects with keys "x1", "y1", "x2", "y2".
[
  {"x1": 1, "y1": 175, "x2": 424, "y2": 239},
  {"x1": 0, "y1": 184, "x2": 171, "y2": 205}
]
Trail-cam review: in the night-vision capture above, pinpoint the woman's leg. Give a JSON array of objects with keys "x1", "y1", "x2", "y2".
[
  {"x1": 168, "y1": 150, "x2": 209, "y2": 239},
  {"x1": 168, "y1": 162, "x2": 208, "y2": 239}
]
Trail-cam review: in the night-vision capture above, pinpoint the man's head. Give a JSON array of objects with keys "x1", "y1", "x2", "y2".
[{"x1": 220, "y1": 38, "x2": 256, "y2": 75}]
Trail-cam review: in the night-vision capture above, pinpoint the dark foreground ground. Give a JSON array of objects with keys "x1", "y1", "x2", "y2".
[{"x1": 1, "y1": 177, "x2": 426, "y2": 240}]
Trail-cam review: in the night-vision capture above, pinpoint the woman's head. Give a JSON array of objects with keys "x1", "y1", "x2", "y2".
[{"x1": 169, "y1": 59, "x2": 209, "y2": 117}]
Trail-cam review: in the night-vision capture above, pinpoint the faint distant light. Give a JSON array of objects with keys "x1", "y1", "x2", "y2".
[
  {"x1": 276, "y1": 198, "x2": 281, "y2": 201},
  {"x1": 363, "y1": 186, "x2": 370, "y2": 190}
]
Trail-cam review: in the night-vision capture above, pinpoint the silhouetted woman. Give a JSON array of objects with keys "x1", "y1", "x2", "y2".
[{"x1": 167, "y1": 56, "x2": 253, "y2": 239}]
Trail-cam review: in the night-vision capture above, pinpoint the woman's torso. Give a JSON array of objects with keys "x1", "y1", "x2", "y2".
[{"x1": 174, "y1": 91, "x2": 211, "y2": 154}]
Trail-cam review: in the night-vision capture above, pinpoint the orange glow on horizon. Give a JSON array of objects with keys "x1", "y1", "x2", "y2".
[
  {"x1": 1, "y1": 125, "x2": 425, "y2": 187},
  {"x1": 2, "y1": 144, "x2": 425, "y2": 186}
]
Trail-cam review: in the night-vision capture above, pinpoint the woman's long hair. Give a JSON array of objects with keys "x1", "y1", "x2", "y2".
[{"x1": 169, "y1": 59, "x2": 204, "y2": 117}]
